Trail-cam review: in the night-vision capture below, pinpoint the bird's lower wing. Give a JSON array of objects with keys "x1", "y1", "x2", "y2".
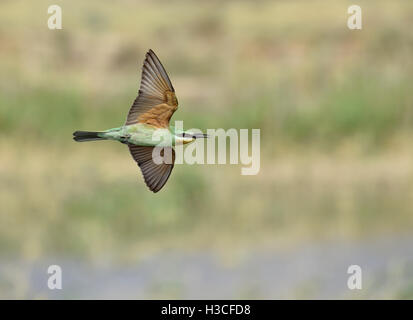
[{"x1": 128, "y1": 145, "x2": 175, "y2": 193}]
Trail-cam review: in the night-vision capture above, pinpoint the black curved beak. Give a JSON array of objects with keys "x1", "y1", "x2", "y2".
[{"x1": 192, "y1": 133, "x2": 209, "y2": 139}]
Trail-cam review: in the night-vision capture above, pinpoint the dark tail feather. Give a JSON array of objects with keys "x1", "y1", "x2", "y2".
[{"x1": 73, "y1": 131, "x2": 106, "y2": 142}]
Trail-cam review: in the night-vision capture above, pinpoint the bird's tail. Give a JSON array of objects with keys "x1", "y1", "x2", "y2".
[{"x1": 73, "y1": 131, "x2": 107, "y2": 142}]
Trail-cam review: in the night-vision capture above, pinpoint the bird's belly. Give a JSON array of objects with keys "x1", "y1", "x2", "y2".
[{"x1": 126, "y1": 125, "x2": 173, "y2": 147}]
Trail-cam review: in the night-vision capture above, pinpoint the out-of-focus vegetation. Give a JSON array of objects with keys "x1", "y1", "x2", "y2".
[{"x1": 1, "y1": 0, "x2": 413, "y2": 298}]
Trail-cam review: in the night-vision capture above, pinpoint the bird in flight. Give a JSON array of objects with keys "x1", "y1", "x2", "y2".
[{"x1": 73, "y1": 49, "x2": 207, "y2": 192}]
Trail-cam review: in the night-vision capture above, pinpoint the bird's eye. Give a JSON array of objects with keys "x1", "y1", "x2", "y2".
[{"x1": 177, "y1": 133, "x2": 189, "y2": 138}]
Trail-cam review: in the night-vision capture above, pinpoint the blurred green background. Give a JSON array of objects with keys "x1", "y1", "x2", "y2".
[{"x1": 1, "y1": 0, "x2": 413, "y2": 299}]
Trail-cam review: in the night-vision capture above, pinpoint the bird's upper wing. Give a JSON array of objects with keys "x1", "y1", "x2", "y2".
[
  {"x1": 125, "y1": 49, "x2": 178, "y2": 128},
  {"x1": 128, "y1": 145, "x2": 175, "y2": 193}
]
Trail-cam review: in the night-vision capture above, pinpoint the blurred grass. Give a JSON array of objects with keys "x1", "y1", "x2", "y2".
[{"x1": 0, "y1": 0, "x2": 413, "y2": 261}]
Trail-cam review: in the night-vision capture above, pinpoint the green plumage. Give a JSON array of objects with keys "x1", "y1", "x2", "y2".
[{"x1": 74, "y1": 124, "x2": 192, "y2": 146}]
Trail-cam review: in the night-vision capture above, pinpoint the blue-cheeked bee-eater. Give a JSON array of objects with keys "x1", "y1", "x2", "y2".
[{"x1": 73, "y1": 50, "x2": 207, "y2": 192}]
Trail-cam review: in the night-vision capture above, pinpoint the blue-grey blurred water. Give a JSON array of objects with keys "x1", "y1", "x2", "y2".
[{"x1": 1, "y1": 235, "x2": 412, "y2": 299}]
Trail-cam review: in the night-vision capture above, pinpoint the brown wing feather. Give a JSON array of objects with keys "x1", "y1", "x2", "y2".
[
  {"x1": 128, "y1": 145, "x2": 175, "y2": 193},
  {"x1": 126, "y1": 50, "x2": 178, "y2": 127}
]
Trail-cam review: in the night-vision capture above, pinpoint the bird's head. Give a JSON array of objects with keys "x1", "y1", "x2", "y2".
[{"x1": 173, "y1": 129, "x2": 208, "y2": 145}]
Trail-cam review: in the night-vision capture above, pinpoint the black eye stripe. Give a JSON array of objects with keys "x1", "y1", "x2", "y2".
[{"x1": 177, "y1": 133, "x2": 192, "y2": 138}]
